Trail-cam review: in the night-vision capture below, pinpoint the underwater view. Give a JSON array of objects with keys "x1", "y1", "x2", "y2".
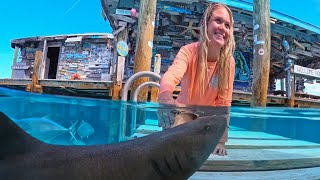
[
  {"x1": 0, "y1": 87, "x2": 320, "y2": 179},
  {"x1": 1, "y1": 86, "x2": 319, "y2": 149}
]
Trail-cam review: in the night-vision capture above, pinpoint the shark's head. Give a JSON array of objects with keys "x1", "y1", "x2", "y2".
[
  {"x1": 180, "y1": 114, "x2": 227, "y2": 165},
  {"x1": 151, "y1": 107, "x2": 228, "y2": 179}
]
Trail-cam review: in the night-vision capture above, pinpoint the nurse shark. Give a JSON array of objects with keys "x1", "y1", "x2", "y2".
[{"x1": 0, "y1": 108, "x2": 227, "y2": 180}]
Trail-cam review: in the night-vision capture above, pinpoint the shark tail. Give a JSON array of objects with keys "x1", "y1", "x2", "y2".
[{"x1": 0, "y1": 112, "x2": 43, "y2": 159}]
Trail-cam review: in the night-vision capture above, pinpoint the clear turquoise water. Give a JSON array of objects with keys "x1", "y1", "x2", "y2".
[{"x1": 0, "y1": 87, "x2": 319, "y2": 146}]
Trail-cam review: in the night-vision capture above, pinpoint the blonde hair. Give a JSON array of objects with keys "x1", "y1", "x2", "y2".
[{"x1": 196, "y1": 3, "x2": 235, "y2": 97}]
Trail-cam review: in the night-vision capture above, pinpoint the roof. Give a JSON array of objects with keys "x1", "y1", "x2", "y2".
[
  {"x1": 11, "y1": 33, "x2": 114, "y2": 48},
  {"x1": 211, "y1": 0, "x2": 320, "y2": 35}
]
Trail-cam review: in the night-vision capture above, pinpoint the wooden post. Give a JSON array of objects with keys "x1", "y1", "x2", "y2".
[
  {"x1": 150, "y1": 54, "x2": 161, "y2": 102},
  {"x1": 286, "y1": 59, "x2": 295, "y2": 107},
  {"x1": 132, "y1": 0, "x2": 157, "y2": 102},
  {"x1": 251, "y1": 0, "x2": 271, "y2": 107},
  {"x1": 40, "y1": 40, "x2": 48, "y2": 79},
  {"x1": 280, "y1": 78, "x2": 284, "y2": 92},
  {"x1": 11, "y1": 46, "x2": 19, "y2": 78},
  {"x1": 26, "y1": 51, "x2": 43, "y2": 93},
  {"x1": 111, "y1": 26, "x2": 128, "y2": 100},
  {"x1": 289, "y1": 75, "x2": 295, "y2": 107}
]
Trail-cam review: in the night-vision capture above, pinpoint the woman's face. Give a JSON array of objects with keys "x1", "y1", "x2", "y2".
[{"x1": 207, "y1": 6, "x2": 231, "y2": 48}]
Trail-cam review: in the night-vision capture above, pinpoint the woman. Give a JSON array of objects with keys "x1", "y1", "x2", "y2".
[{"x1": 158, "y1": 2, "x2": 235, "y2": 156}]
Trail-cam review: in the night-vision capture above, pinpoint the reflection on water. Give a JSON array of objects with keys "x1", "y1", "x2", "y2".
[{"x1": 0, "y1": 87, "x2": 319, "y2": 146}]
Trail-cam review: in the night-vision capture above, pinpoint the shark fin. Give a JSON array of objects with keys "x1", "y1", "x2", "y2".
[{"x1": 0, "y1": 112, "x2": 42, "y2": 160}]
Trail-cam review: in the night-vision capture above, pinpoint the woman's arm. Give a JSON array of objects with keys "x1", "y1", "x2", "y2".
[
  {"x1": 159, "y1": 46, "x2": 190, "y2": 96},
  {"x1": 158, "y1": 45, "x2": 191, "y2": 129}
]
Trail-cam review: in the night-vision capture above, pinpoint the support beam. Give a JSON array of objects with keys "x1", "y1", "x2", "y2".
[
  {"x1": 26, "y1": 51, "x2": 43, "y2": 93},
  {"x1": 132, "y1": 0, "x2": 157, "y2": 102},
  {"x1": 151, "y1": 54, "x2": 161, "y2": 102},
  {"x1": 251, "y1": 0, "x2": 271, "y2": 107},
  {"x1": 111, "y1": 27, "x2": 127, "y2": 100},
  {"x1": 40, "y1": 40, "x2": 48, "y2": 79},
  {"x1": 286, "y1": 59, "x2": 295, "y2": 107},
  {"x1": 11, "y1": 46, "x2": 19, "y2": 78}
]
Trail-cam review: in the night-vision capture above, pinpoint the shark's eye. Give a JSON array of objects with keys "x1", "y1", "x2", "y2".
[{"x1": 205, "y1": 126, "x2": 211, "y2": 131}]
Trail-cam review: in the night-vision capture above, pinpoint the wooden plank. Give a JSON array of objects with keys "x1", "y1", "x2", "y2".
[
  {"x1": 229, "y1": 130, "x2": 290, "y2": 140},
  {"x1": 294, "y1": 48, "x2": 313, "y2": 57},
  {"x1": 310, "y1": 46, "x2": 320, "y2": 54},
  {"x1": 0, "y1": 79, "x2": 113, "y2": 89},
  {"x1": 226, "y1": 138, "x2": 320, "y2": 149},
  {"x1": 200, "y1": 148, "x2": 320, "y2": 171},
  {"x1": 293, "y1": 39, "x2": 305, "y2": 50},
  {"x1": 190, "y1": 167, "x2": 320, "y2": 179},
  {"x1": 110, "y1": 14, "x2": 136, "y2": 24},
  {"x1": 251, "y1": 0, "x2": 271, "y2": 107}
]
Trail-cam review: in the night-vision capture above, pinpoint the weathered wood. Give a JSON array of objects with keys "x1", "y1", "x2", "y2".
[
  {"x1": 26, "y1": 51, "x2": 43, "y2": 93},
  {"x1": 294, "y1": 48, "x2": 313, "y2": 57},
  {"x1": 233, "y1": 13, "x2": 320, "y2": 43},
  {"x1": 293, "y1": 39, "x2": 305, "y2": 50},
  {"x1": 201, "y1": 148, "x2": 320, "y2": 171},
  {"x1": 251, "y1": 0, "x2": 271, "y2": 107},
  {"x1": 190, "y1": 167, "x2": 320, "y2": 179},
  {"x1": 150, "y1": 54, "x2": 161, "y2": 102},
  {"x1": 112, "y1": 27, "x2": 127, "y2": 100},
  {"x1": 132, "y1": 0, "x2": 157, "y2": 102},
  {"x1": 288, "y1": 72, "x2": 295, "y2": 107},
  {"x1": 285, "y1": 59, "x2": 295, "y2": 107},
  {"x1": 0, "y1": 79, "x2": 113, "y2": 89},
  {"x1": 111, "y1": 14, "x2": 136, "y2": 24},
  {"x1": 112, "y1": 24, "x2": 127, "y2": 36},
  {"x1": 11, "y1": 46, "x2": 19, "y2": 78},
  {"x1": 40, "y1": 40, "x2": 48, "y2": 79}
]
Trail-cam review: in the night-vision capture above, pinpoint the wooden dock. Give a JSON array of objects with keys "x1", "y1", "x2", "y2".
[
  {"x1": 1, "y1": 78, "x2": 320, "y2": 107},
  {"x1": 190, "y1": 167, "x2": 320, "y2": 179},
  {"x1": 133, "y1": 119, "x2": 320, "y2": 179}
]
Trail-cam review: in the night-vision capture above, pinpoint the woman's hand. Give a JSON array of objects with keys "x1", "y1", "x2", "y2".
[
  {"x1": 157, "y1": 91, "x2": 176, "y2": 129},
  {"x1": 212, "y1": 142, "x2": 227, "y2": 156}
]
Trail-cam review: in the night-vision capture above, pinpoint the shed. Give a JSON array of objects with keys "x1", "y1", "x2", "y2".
[{"x1": 10, "y1": 33, "x2": 114, "y2": 81}]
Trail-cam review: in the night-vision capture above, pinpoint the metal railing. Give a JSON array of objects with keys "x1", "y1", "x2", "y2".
[{"x1": 119, "y1": 71, "x2": 161, "y2": 140}]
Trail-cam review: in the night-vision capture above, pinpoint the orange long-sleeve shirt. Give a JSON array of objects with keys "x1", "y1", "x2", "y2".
[
  {"x1": 160, "y1": 42, "x2": 235, "y2": 107},
  {"x1": 159, "y1": 42, "x2": 235, "y2": 143}
]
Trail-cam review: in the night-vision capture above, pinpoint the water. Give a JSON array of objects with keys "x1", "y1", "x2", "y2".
[
  {"x1": 230, "y1": 106, "x2": 320, "y2": 144},
  {"x1": 0, "y1": 87, "x2": 125, "y2": 145},
  {"x1": 0, "y1": 86, "x2": 320, "y2": 147}
]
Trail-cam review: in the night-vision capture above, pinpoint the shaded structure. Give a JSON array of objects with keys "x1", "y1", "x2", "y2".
[
  {"x1": 1, "y1": 33, "x2": 115, "y2": 98},
  {"x1": 101, "y1": 0, "x2": 320, "y2": 107}
]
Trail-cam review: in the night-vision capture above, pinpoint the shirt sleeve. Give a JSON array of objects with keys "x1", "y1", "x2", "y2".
[
  {"x1": 159, "y1": 46, "x2": 191, "y2": 94},
  {"x1": 215, "y1": 57, "x2": 235, "y2": 106}
]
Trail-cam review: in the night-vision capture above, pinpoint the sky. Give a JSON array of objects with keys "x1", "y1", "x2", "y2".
[{"x1": 0, "y1": 0, "x2": 319, "y2": 94}]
